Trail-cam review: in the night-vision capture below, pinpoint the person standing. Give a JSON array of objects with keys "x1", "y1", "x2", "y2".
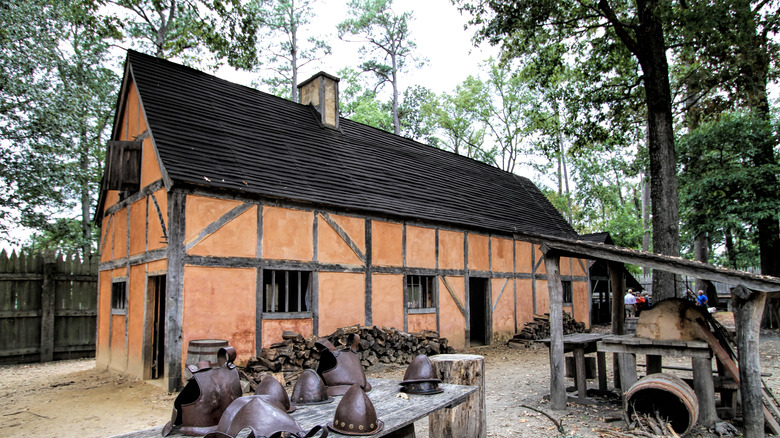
[
  {"x1": 697, "y1": 290, "x2": 709, "y2": 307},
  {"x1": 624, "y1": 289, "x2": 637, "y2": 317}
]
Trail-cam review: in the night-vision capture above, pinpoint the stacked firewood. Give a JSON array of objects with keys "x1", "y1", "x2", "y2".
[
  {"x1": 507, "y1": 313, "x2": 587, "y2": 348},
  {"x1": 241, "y1": 325, "x2": 455, "y2": 387}
]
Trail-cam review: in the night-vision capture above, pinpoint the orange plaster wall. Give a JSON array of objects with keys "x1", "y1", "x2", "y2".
[
  {"x1": 140, "y1": 138, "x2": 162, "y2": 188},
  {"x1": 491, "y1": 278, "x2": 514, "y2": 341},
  {"x1": 438, "y1": 230, "x2": 464, "y2": 270},
  {"x1": 438, "y1": 276, "x2": 466, "y2": 350},
  {"x1": 573, "y1": 281, "x2": 590, "y2": 329},
  {"x1": 147, "y1": 259, "x2": 167, "y2": 274},
  {"x1": 406, "y1": 226, "x2": 436, "y2": 269},
  {"x1": 148, "y1": 189, "x2": 167, "y2": 251},
  {"x1": 371, "y1": 221, "x2": 402, "y2": 267},
  {"x1": 516, "y1": 279, "x2": 534, "y2": 327},
  {"x1": 263, "y1": 206, "x2": 313, "y2": 261},
  {"x1": 96, "y1": 271, "x2": 112, "y2": 367},
  {"x1": 318, "y1": 272, "x2": 365, "y2": 335},
  {"x1": 491, "y1": 237, "x2": 514, "y2": 273},
  {"x1": 113, "y1": 209, "x2": 128, "y2": 260},
  {"x1": 190, "y1": 207, "x2": 257, "y2": 258},
  {"x1": 100, "y1": 215, "x2": 114, "y2": 263},
  {"x1": 371, "y1": 274, "x2": 403, "y2": 330},
  {"x1": 129, "y1": 198, "x2": 147, "y2": 256},
  {"x1": 515, "y1": 241, "x2": 533, "y2": 274},
  {"x1": 103, "y1": 191, "x2": 120, "y2": 213},
  {"x1": 124, "y1": 81, "x2": 141, "y2": 140},
  {"x1": 330, "y1": 214, "x2": 365, "y2": 252},
  {"x1": 262, "y1": 319, "x2": 313, "y2": 349},
  {"x1": 126, "y1": 264, "x2": 146, "y2": 377},
  {"x1": 572, "y1": 258, "x2": 587, "y2": 276},
  {"x1": 535, "y1": 279, "x2": 550, "y2": 316},
  {"x1": 182, "y1": 266, "x2": 256, "y2": 365},
  {"x1": 535, "y1": 246, "x2": 547, "y2": 275},
  {"x1": 468, "y1": 234, "x2": 489, "y2": 271},
  {"x1": 561, "y1": 257, "x2": 573, "y2": 276},
  {"x1": 110, "y1": 314, "x2": 126, "y2": 371},
  {"x1": 318, "y1": 214, "x2": 363, "y2": 266},
  {"x1": 185, "y1": 195, "x2": 243, "y2": 243},
  {"x1": 407, "y1": 313, "x2": 436, "y2": 333}
]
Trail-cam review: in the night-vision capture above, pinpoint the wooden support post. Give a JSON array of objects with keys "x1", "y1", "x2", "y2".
[
  {"x1": 646, "y1": 355, "x2": 662, "y2": 375},
  {"x1": 429, "y1": 354, "x2": 485, "y2": 438},
  {"x1": 40, "y1": 252, "x2": 56, "y2": 362},
  {"x1": 597, "y1": 352, "x2": 608, "y2": 392},
  {"x1": 574, "y1": 348, "x2": 587, "y2": 400},
  {"x1": 165, "y1": 191, "x2": 186, "y2": 393},
  {"x1": 608, "y1": 262, "x2": 625, "y2": 389},
  {"x1": 542, "y1": 249, "x2": 567, "y2": 410},
  {"x1": 732, "y1": 285, "x2": 769, "y2": 437},
  {"x1": 692, "y1": 356, "x2": 718, "y2": 427},
  {"x1": 618, "y1": 353, "x2": 637, "y2": 392}
]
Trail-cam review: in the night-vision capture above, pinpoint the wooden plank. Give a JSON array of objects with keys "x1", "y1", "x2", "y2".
[
  {"x1": 542, "y1": 250, "x2": 566, "y2": 410},
  {"x1": 165, "y1": 191, "x2": 186, "y2": 392},
  {"x1": 692, "y1": 357, "x2": 718, "y2": 427},
  {"x1": 40, "y1": 255, "x2": 55, "y2": 362}
]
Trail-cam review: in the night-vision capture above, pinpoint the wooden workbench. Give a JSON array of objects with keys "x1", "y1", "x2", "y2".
[{"x1": 111, "y1": 377, "x2": 477, "y2": 438}]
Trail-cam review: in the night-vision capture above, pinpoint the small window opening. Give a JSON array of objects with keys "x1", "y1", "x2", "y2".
[
  {"x1": 111, "y1": 281, "x2": 128, "y2": 313},
  {"x1": 263, "y1": 270, "x2": 311, "y2": 313},
  {"x1": 406, "y1": 275, "x2": 435, "y2": 309},
  {"x1": 562, "y1": 280, "x2": 573, "y2": 305}
]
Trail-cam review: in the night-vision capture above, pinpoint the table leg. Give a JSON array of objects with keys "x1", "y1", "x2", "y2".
[
  {"x1": 618, "y1": 353, "x2": 637, "y2": 391},
  {"x1": 574, "y1": 348, "x2": 587, "y2": 399},
  {"x1": 384, "y1": 424, "x2": 416, "y2": 437},
  {"x1": 646, "y1": 354, "x2": 662, "y2": 375},
  {"x1": 692, "y1": 357, "x2": 718, "y2": 427},
  {"x1": 597, "y1": 352, "x2": 607, "y2": 392}
]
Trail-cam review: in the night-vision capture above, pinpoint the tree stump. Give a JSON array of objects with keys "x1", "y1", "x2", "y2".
[{"x1": 428, "y1": 354, "x2": 485, "y2": 438}]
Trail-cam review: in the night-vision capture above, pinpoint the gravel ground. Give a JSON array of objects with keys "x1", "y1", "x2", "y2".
[{"x1": 1, "y1": 320, "x2": 778, "y2": 438}]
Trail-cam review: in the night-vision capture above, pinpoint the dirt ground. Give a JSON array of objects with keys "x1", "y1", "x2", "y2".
[{"x1": 2, "y1": 321, "x2": 779, "y2": 438}]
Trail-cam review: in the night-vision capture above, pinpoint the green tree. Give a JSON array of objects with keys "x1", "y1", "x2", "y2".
[
  {"x1": 338, "y1": 0, "x2": 423, "y2": 135},
  {"x1": 98, "y1": 0, "x2": 257, "y2": 68},
  {"x1": 424, "y1": 77, "x2": 493, "y2": 164},
  {"x1": 337, "y1": 67, "x2": 393, "y2": 131},
  {"x1": 456, "y1": 0, "x2": 681, "y2": 299},
  {"x1": 0, "y1": 0, "x2": 118, "y2": 255},
  {"x1": 397, "y1": 85, "x2": 438, "y2": 144},
  {"x1": 249, "y1": 0, "x2": 331, "y2": 100}
]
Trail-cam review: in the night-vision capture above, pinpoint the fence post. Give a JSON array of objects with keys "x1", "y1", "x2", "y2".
[{"x1": 40, "y1": 252, "x2": 56, "y2": 362}]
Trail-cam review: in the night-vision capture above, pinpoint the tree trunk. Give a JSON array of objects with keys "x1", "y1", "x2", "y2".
[{"x1": 636, "y1": 0, "x2": 680, "y2": 300}]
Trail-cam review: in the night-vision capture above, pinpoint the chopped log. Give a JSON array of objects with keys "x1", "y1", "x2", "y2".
[{"x1": 428, "y1": 354, "x2": 485, "y2": 438}]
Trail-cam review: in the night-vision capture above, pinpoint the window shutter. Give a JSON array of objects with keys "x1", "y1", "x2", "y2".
[{"x1": 106, "y1": 140, "x2": 142, "y2": 191}]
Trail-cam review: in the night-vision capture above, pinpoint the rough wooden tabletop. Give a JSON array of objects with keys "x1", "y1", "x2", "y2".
[{"x1": 112, "y1": 377, "x2": 477, "y2": 438}]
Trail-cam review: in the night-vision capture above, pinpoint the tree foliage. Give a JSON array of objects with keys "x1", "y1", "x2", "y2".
[
  {"x1": 249, "y1": 0, "x2": 331, "y2": 100},
  {"x1": 1, "y1": 0, "x2": 118, "y2": 254},
  {"x1": 338, "y1": 0, "x2": 423, "y2": 135}
]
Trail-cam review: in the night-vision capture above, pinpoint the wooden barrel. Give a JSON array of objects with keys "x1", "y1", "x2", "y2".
[
  {"x1": 185, "y1": 339, "x2": 228, "y2": 379},
  {"x1": 625, "y1": 373, "x2": 699, "y2": 436}
]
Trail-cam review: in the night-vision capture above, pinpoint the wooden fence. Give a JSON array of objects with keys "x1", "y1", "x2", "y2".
[{"x1": 0, "y1": 250, "x2": 97, "y2": 364}]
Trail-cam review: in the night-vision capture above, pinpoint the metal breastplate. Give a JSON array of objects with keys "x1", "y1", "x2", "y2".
[
  {"x1": 163, "y1": 365, "x2": 242, "y2": 436},
  {"x1": 315, "y1": 336, "x2": 371, "y2": 396}
]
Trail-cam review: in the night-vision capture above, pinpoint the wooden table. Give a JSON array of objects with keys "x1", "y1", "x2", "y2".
[
  {"x1": 597, "y1": 334, "x2": 718, "y2": 426},
  {"x1": 539, "y1": 333, "x2": 607, "y2": 404},
  {"x1": 111, "y1": 378, "x2": 477, "y2": 438}
]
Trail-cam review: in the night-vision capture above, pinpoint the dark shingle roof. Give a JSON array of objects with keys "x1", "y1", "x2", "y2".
[{"x1": 124, "y1": 50, "x2": 576, "y2": 238}]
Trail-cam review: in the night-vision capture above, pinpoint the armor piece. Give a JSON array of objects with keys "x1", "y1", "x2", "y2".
[
  {"x1": 203, "y1": 396, "x2": 328, "y2": 438},
  {"x1": 327, "y1": 384, "x2": 383, "y2": 436},
  {"x1": 315, "y1": 335, "x2": 371, "y2": 396},
  {"x1": 291, "y1": 369, "x2": 333, "y2": 405},
  {"x1": 254, "y1": 375, "x2": 295, "y2": 413},
  {"x1": 162, "y1": 348, "x2": 242, "y2": 436},
  {"x1": 400, "y1": 354, "x2": 443, "y2": 394}
]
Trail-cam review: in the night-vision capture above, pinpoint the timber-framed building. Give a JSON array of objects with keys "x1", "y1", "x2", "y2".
[{"x1": 96, "y1": 50, "x2": 590, "y2": 391}]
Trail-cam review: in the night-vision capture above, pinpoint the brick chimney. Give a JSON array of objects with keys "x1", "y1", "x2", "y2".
[{"x1": 297, "y1": 72, "x2": 340, "y2": 130}]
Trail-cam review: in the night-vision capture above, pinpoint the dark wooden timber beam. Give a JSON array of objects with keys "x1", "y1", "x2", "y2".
[
  {"x1": 540, "y1": 245, "x2": 566, "y2": 410},
  {"x1": 515, "y1": 232, "x2": 780, "y2": 293}
]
